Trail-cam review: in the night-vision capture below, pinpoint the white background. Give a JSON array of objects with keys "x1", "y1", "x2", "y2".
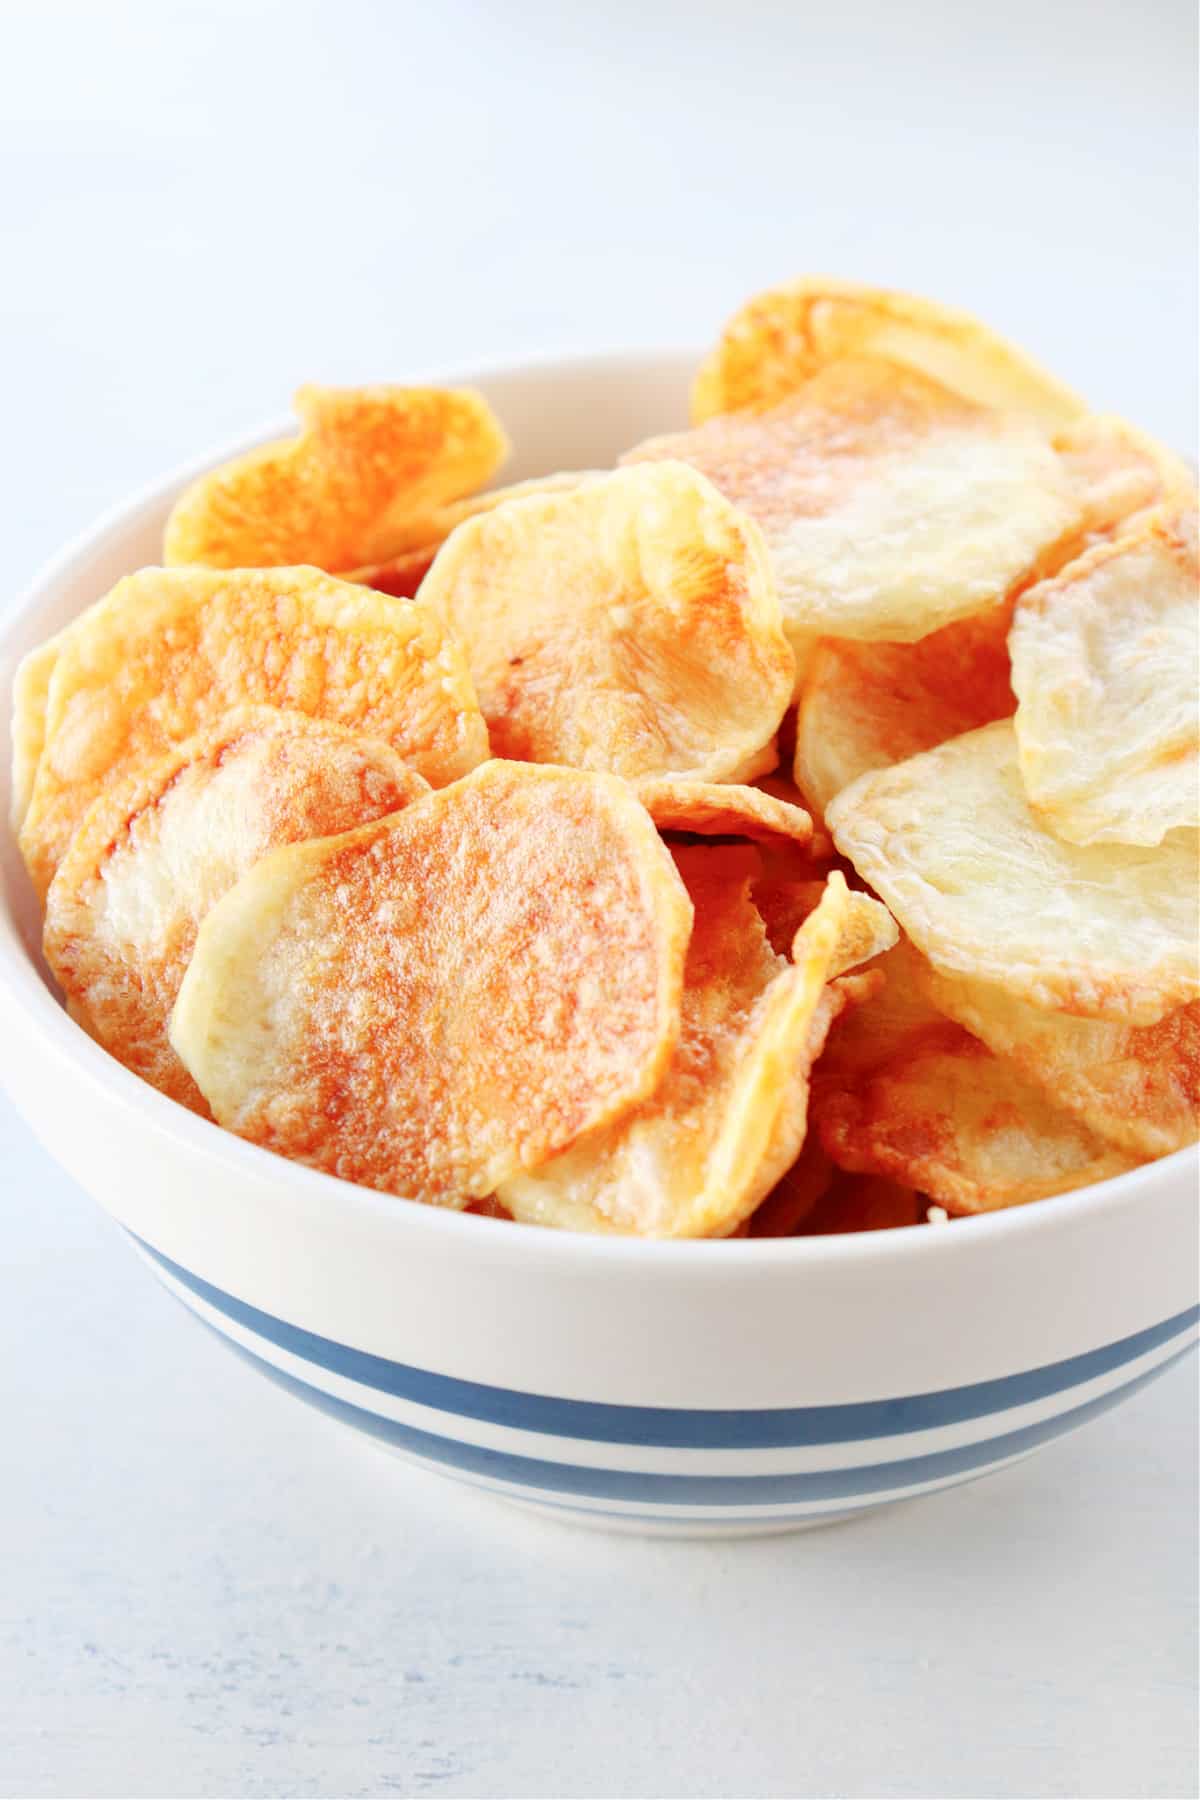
[{"x1": 0, "y1": 3, "x2": 1196, "y2": 1796}]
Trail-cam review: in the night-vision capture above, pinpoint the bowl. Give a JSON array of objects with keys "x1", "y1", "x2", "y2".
[{"x1": 1, "y1": 349, "x2": 1196, "y2": 1539}]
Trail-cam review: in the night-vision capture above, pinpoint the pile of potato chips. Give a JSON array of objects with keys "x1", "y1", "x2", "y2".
[{"x1": 12, "y1": 278, "x2": 1198, "y2": 1236}]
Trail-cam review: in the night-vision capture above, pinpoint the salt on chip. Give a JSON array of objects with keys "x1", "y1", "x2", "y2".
[
  {"x1": 418, "y1": 462, "x2": 794, "y2": 781},
  {"x1": 816, "y1": 1018, "x2": 1139, "y2": 1213},
  {"x1": 162, "y1": 385, "x2": 509, "y2": 572},
  {"x1": 43, "y1": 708, "x2": 428, "y2": 1112},
  {"x1": 19, "y1": 566, "x2": 487, "y2": 897},
  {"x1": 827, "y1": 720, "x2": 1199, "y2": 1026},
  {"x1": 171, "y1": 761, "x2": 692, "y2": 1205},
  {"x1": 793, "y1": 602, "x2": 1014, "y2": 817},
  {"x1": 625, "y1": 358, "x2": 1083, "y2": 650},
  {"x1": 690, "y1": 276, "x2": 1086, "y2": 427},
  {"x1": 919, "y1": 964, "x2": 1200, "y2": 1160},
  {"x1": 635, "y1": 777, "x2": 812, "y2": 846},
  {"x1": 498, "y1": 861, "x2": 856, "y2": 1238},
  {"x1": 1010, "y1": 506, "x2": 1200, "y2": 847}
]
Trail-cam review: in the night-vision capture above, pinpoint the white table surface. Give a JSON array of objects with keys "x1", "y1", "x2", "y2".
[{"x1": 1, "y1": 4, "x2": 1196, "y2": 1796}]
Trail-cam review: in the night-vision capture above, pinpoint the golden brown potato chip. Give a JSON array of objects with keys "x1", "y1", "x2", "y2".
[
  {"x1": 816, "y1": 1019, "x2": 1139, "y2": 1213},
  {"x1": 799, "y1": 1172, "x2": 927, "y2": 1235},
  {"x1": 171, "y1": 761, "x2": 692, "y2": 1204},
  {"x1": 625, "y1": 358, "x2": 1082, "y2": 649},
  {"x1": 418, "y1": 462, "x2": 794, "y2": 781},
  {"x1": 345, "y1": 470, "x2": 605, "y2": 596},
  {"x1": 827, "y1": 720, "x2": 1200, "y2": 1025},
  {"x1": 690, "y1": 276, "x2": 1086, "y2": 426},
  {"x1": 1052, "y1": 416, "x2": 1196, "y2": 541},
  {"x1": 749, "y1": 875, "x2": 897, "y2": 974},
  {"x1": 20, "y1": 566, "x2": 487, "y2": 897},
  {"x1": 793, "y1": 602, "x2": 1015, "y2": 817},
  {"x1": 748, "y1": 1136, "x2": 835, "y2": 1236},
  {"x1": 498, "y1": 863, "x2": 857, "y2": 1237},
  {"x1": 9, "y1": 632, "x2": 63, "y2": 831},
  {"x1": 635, "y1": 777, "x2": 812, "y2": 845},
  {"x1": 162, "y1": 385, "x2": 509, "y2": 571},
  {"x1": 918, "y1": 964, "x2": 1200, "y2": 1160},
  {"x1": 43, "y1": 709, "x2": 427, "y2": 1111},
  {"x1": 1010, "y1": 507, "x2": 1200, "y2": 846}
]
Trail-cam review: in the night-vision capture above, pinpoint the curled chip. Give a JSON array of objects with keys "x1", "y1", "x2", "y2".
[
  {"x1": 918, "y1": 965, "x2": 1200, "y2": 1161},
  {"x1": 625, "y1": 358, "x2": 1082, "y2": 651},
  {"x1": 43, "y1": 709, "x2": 427, "y2": 1112},
  {"x1": 749, "y1": 875, "x2": 897, "y2": 972},
  {"x1": 793, "y1": 603, "x2": 1014, "y2": 817},
  {"x1": 346, "y1": 469, "x2": 604, "y2": 594},
  {"x1": 816, "y1": 1018, "x2": 1138, "y2": 1213},
  {"x1": 799, "y1": 1174, "x2": 927, "y2": 1235},
  {"x1": 163, "y1": 385, "x2": 509, "y2": 571},
  {"x1": 1011, "y1": 507, "x2": 1200, "y2": 847},
  {"x1": 635, "y1": 777, "x2": 812, "y2": 845},
  {"x1": 690, "y1": 277, "x2": 1086, "y2": 426},
  {"x1": 499, "y1": 862, "x2": 857, "y2": 1237},
  {"x1": 1053, "y1": 416, "x2": 1196, "y2": 541},
  {"x1": 171, "y1": 761, "x2": 692, "y2": 1204},
  {"x1": 417, "y1": 462, "x2": 794, "y2": 781},
  {"x1": 19, "y1": 566, "x2": 487, "y2": 897},
  {"x1": 827, "y1": 720, "x2": 1200, "y2": 1025}
]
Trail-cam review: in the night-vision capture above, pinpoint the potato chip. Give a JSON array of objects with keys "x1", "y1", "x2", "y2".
[
  {"x1": 19, "y1": 566, "x2": 487, "y2": 897},
  {"x1": 1010, "y1": 507, "x2": 1200, "y2": 847},
  {"x1": 418, "y1": 462, "x2": 794, "y2": 781},
  {"x1": 162, "y1": 385, "x2": 509, "y2": 571},
  {"x1": 43, "y1": 709, "x2": 427, "y2": 1111},
  {"x1": 918, "y1": 965, "x2": 1200, "y2": 1160},
  {"x1": 690, "y1": 277, "x2": 1086, "y2": 426},
  {"x1": 625, "y1": 358, "x2": 1082, "y2": 647},
  {"x1": 749, "y1": 875, "x2": 897, "y2": 973},
  {"x1": 635, "y1": 777, "x2": 812, "y2": 846},
  {"x1": 816, "y1": 1019, "x2": 1139, "y2": 1213},
  {"x1": 748, "y1": 1136, "x2": 835, "y2": 1236},
  {"x1": 799, "y1": 1173, "x2": 927, "y2": 1235},
  {"x1": 345, "y1": 470, "x2": 605, "y2": 597},
  {"x1": 1053, "y1": 416, "x2": 1195, "y2": 541},
  {"x1": 171, "y1": 761, "x2": 692, "y2": 1204},
  {"x1": 498, "y1": 863, "x2": 855, "y2": 1237},
  {"x1": 826, "y1": 720, "x2": 1200, "y2": 1025},
  {"x1": 9, "y1": 632, "x2": 63, "y2": 831},
  {"x1": 793, "y1": 602, "x2": 1015, "y2": 817}
]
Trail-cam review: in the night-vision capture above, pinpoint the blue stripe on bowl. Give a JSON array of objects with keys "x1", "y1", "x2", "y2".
[
  {"x1": 133, "y1": 1232, "x2": 1198, "y2": 1454},
  {"x1": 185, "y1": 1308, "x2": 1195, "y2": 1506}
]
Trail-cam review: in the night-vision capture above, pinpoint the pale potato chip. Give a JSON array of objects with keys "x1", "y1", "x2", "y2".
[
  {"x1": 816, "y1": 1020, "x2": 1139, "y2": 1213},
  {"x1": 799, "y1": 1172, "x2": 927, "y2": 1235},
  {"x1": 634, "y1": 777, "x2": 812, "y2": 845},
  {"x1": 9, "y1": 632, "x2": 63, "y2": 831},
  {"x1": 827, "y1": 720, "x2": 1200, "y2": 1025},
  {"x1": 20, "y1": 566, "x2": 487, "y2": 897},
  {"x1": 793, "y1": 602, "x2": 1015, "y2": 817},
  {"x1": 345, "y1": 470, "x2": 605, "y2": 596},
  {"x1": 498, "y1": 863, "x2": 856, "y2": 1237},
  {"x1": 43, "y1": 708, "x2": 427, "y2": 1111},
  {"x1": 418, "y1": 462, "x2": 794, "y2": 781},
  {"x1": 918, "y1": 964, "x2": 1200, "y2": 1160},
  {"x1": 162, "y1": 385, "x2": 509, "y2": 571},
  {"x1": 1052, "y1": 416, "x2": 1196, "y2": 540},
  {"x1": 171, "y1": 761, "x2": 692, "y2": 1204},
  {"x1": 748, "y1": 1136, "x2": 835, "y2": 1236},
  {"x1": 690, "y1": 277, "x2": 1086, "y2": 426},
  {"x1": 1010, "y1": 507, "x2": 1200, "y2": 846},
  {"x1": 625, "y1": 358, "x2": 1082, "y2": 647}
]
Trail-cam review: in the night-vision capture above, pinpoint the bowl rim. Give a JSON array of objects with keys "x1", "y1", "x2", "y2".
[{"x1": 2, "y1": 343, "x2": 1195, "y2": 1272}]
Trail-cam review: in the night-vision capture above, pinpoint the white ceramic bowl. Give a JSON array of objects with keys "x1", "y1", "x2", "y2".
[{"x1": 2, "y1": 350, "x2": 1196, "y2": 1538}]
